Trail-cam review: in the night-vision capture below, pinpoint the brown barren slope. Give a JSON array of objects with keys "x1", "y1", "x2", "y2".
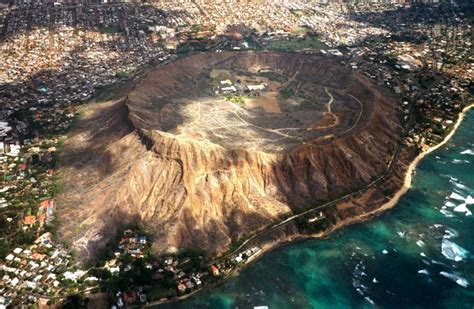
[{"x1": 57, "y1": 51, "x2": 402, "y2": 260}]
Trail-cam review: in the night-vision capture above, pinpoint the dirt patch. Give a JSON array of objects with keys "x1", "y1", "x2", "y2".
[
  {"x1": 311, "y1": 112, "x2": 339, "y2": 129},
  {"x1": 245, "y1": 92, "x2": 282, "y2": 113},
  {"x1": 210, "y1": 69, "x2": 232, "y2": 79}
]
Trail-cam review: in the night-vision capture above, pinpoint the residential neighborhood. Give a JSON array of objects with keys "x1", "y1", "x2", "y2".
[{"x1": 0, "y1": 0, "x2": 472, "y2": 307}]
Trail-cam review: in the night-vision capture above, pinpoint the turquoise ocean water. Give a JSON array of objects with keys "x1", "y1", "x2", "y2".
[{"x1": 161, "y1": 110, "x2": 474, "y2": 309}]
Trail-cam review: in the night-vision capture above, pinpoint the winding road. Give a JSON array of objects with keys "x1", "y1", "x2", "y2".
[{"x1": 324, "y1": 86, "x2": 334, "y2": 113}]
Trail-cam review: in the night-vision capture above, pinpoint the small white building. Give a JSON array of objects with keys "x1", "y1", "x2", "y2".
[
  {"x1": 328, "y1": 49, "x2": 343, "y2": 57},
  {"x1": 220, "y1": 80, "x2": 232, "y2": 85},
  {"x1": 247, "y1": 84, "x2": 266, "y2": 91},
  {"x1": 221, "y1": 86, "x2": 237, "y2": 93},
  {"x1": 10, "y1": 277, "x2": 19, "y2": 287}
]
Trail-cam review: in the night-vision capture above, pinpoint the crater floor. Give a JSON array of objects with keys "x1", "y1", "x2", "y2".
[{"x1": 128, "y1": 51, "x2": 374, "y2": 154}]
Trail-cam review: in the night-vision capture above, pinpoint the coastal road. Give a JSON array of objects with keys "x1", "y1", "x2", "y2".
[{"x1": 212, "y1": 105, "x2": 408, "y2": 264}]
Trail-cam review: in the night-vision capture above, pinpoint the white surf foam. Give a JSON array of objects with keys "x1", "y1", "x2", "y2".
[
  {"x1": 453, "y1": 203, "x2": 472, "y2": 216},
  {"x1": 449, "y1": 192, "x2": 465, "y2": 201},
  {"x1": 439, "y1": 271, "x2": 470, "y2": 288},
  {"x1": 466, "y1": 195, "x2": 474, "y2": 205},
  {"x1": 364, "y1": 296, "x2": 375, "y2": 305},
  {"x1": 460, "y1": 149, "x2": 474, "y2": 155},
  {"x1": 452, "y1": 159, "x2": 470, "y2": 164},
  {"x1": 443, "y1": 228, "x2": 459, "y2": 239},
  {"x1": 441, "y1": 239, "x2": 470, "y2": 261},
  {"x1": 445, "y1": 201, "x2": 456, "y2": 208},
  {"x1": 455, "y1": 183, "x2": 470, "y2": 191},
  {"x1": 440, "y1": 208, "x2": 454, "y2": 217}
]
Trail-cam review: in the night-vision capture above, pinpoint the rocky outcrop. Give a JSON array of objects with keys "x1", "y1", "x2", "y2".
[{"x1": 57, "y1": 51, "x2": 402, "y2": 259}]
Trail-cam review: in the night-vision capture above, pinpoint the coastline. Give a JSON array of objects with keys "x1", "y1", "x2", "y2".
[
  {"x1": 376, "y1": 103, "x2": 474, "y2": 213},
  {"x1": 146, "y1": 104, "x2": 474, "y2": 307},
  {"x1": 238, "y1": 104, "x2": 474, "y2": 273},
  {"x1": 321, "y1": 103, "x2": 474, "y2": 234}
]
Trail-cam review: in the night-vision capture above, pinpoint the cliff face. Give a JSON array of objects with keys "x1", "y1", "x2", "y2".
[{"x1": 57, "y1": 51, "x2": 402, "y2": 259}]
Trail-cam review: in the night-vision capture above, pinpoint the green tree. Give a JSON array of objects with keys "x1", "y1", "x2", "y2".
[
  {"x1": 17, "y1": 230, "x2": 36, "y2": 245},
  {"x1": 62, "y1": 294, "x2": 89, "y2": 309},
  {"x1": 0, "y1": 239, "x2": 9, "y2": 259}
]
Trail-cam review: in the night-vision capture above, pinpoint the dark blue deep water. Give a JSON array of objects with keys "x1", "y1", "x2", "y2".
[{"x1": 162, "y1": 110, "x2": 474, "y2": 309}]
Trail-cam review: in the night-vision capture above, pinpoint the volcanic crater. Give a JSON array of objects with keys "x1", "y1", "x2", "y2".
[
  {"x1": 128, "y1": 51, "x2": 368, "y2": 154},
  {"x1": 57, "y1": 51, "x2": 403, "y2": 259}
]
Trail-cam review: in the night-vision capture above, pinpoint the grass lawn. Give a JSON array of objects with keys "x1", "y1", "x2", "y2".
[
  {"x1": 267, "y1": 37, "x2": 328, "y2": 51},
  {"x1": 290, "y1": 9, "x2": 305, "y2": 17},
  {"x1": 99, "y1": 26, "x2": 120, "y2": 34},
  {"x1": 147, "y1": 285, "x2": 176, "y2": 301},
  {"x1": 291, "y1": 26, "x2": 307, "y2": 35},
  {"x1": 225, "y1": 94, "x2": 248, "y2": 105}
]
